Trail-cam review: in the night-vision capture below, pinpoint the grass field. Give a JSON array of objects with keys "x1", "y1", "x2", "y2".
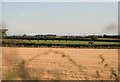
[
  {"x1": 2, "y1": 47, "x2": 118, "y2": 80},
  {"x1": 2, "y1": 39, "x2": 120, "y2": 45}
]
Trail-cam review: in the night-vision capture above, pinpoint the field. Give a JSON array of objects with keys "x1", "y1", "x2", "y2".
[
  {"x1": 3, "y1": 39, "x2": 120, "y2": 45},
  {"x1": 2, "y1": 38, "x2": 120, "y2": 48},
  {"x1": 2, "y1": 47, "x2": 118, "y2": 80}
]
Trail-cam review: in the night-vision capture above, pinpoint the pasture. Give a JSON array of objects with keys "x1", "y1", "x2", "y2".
[
  {"x1": 2, "y1": 39, "x2": 120, "y2": 48},
  {"x1": 3, "y1": 39, "x2": 120, "y2": 45}
]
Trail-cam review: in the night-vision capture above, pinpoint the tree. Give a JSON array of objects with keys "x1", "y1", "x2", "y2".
[
  {"x1": 22, "y1": 34, "x2": 27, "y2": 37},
  {"x1": 90, "y1": 35, "x2": 97, "y2": 40}
]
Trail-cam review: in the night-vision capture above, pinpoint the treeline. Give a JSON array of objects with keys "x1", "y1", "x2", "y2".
[
  {"x1": 5, "y1": 34, "x2": 120, "y2": 39},
  {"x1": 4, "y1": 34, "x2": 120, "y2": 42}
]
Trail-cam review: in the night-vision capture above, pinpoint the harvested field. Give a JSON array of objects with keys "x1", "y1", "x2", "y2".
[{"x1": 2, "y1": 47, "x2": 118, "y2": 80}]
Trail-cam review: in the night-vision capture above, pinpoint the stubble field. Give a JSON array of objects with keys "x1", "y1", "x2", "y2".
[{"x1": 2, "y1": 47, "x2": 118, "y2": 80}]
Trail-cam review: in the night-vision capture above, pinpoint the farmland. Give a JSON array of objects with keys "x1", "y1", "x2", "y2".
[
  {"x1": 2, "y1": 35, "x2": 120, "y2": 48},
  {"x1": 2, "y1": 47, "x2": 118, "y2": 80},
  {"x1": 1, "y1": 1, "x2": 119, "y2": 81},
  {"x1": 2, "y1": 39, "x2": 120, "y2": 44},
  {"x1": 1, "y1": 35, "x2": 120, "y2": 80}
]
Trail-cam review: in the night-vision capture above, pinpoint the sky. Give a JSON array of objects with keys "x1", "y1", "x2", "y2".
[{"x1": 1, "y1": 1, "x2": 118, "y2": 36}]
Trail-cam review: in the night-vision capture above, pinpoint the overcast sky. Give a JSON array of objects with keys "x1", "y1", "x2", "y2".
[{"x1": 1, "y1": 2, "x2": 118, "y2": 36}]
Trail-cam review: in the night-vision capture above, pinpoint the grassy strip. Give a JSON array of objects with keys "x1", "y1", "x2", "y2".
[
  {"x1": 2, "y1": 39, "x2": 120, "y2": 45},
  {"x1": 2, "y1": 39, "x2": 120, "y2": 48},
  {"x1": 2, "y1": 42, "x2": 120, "y2": 48}
]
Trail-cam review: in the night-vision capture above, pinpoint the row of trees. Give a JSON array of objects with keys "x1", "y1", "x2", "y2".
[
  {"x1": 26, "y1": 34, "x2": 120, "y2": 38},
  {"x1": 5, "y1": 34, "x2": 120, "y2": 39}
]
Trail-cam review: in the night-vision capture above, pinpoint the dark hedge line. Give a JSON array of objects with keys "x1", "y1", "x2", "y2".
[
  {"x1": 2, "y1": 42, "x2": 120, "y2": 49},
  {"x1": 5, "y1": 36, "x2": 120, "y2": 42}
]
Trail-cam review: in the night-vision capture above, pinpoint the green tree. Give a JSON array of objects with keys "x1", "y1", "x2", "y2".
[{"x1": 90, "y1": 35, "x2": 97, "y2": 40}]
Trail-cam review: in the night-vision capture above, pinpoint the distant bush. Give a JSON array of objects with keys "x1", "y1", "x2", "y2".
[{"x1": 90, "y1": 35, "x2": 97, "y2": 40}]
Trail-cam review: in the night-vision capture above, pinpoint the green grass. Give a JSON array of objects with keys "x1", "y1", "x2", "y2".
[
  {"x1": 3, "y1": 39, "x2": 120, "y2": 45},
  {"x1": 97, "y1": 38, "x2": 120, "y2": 40}
]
